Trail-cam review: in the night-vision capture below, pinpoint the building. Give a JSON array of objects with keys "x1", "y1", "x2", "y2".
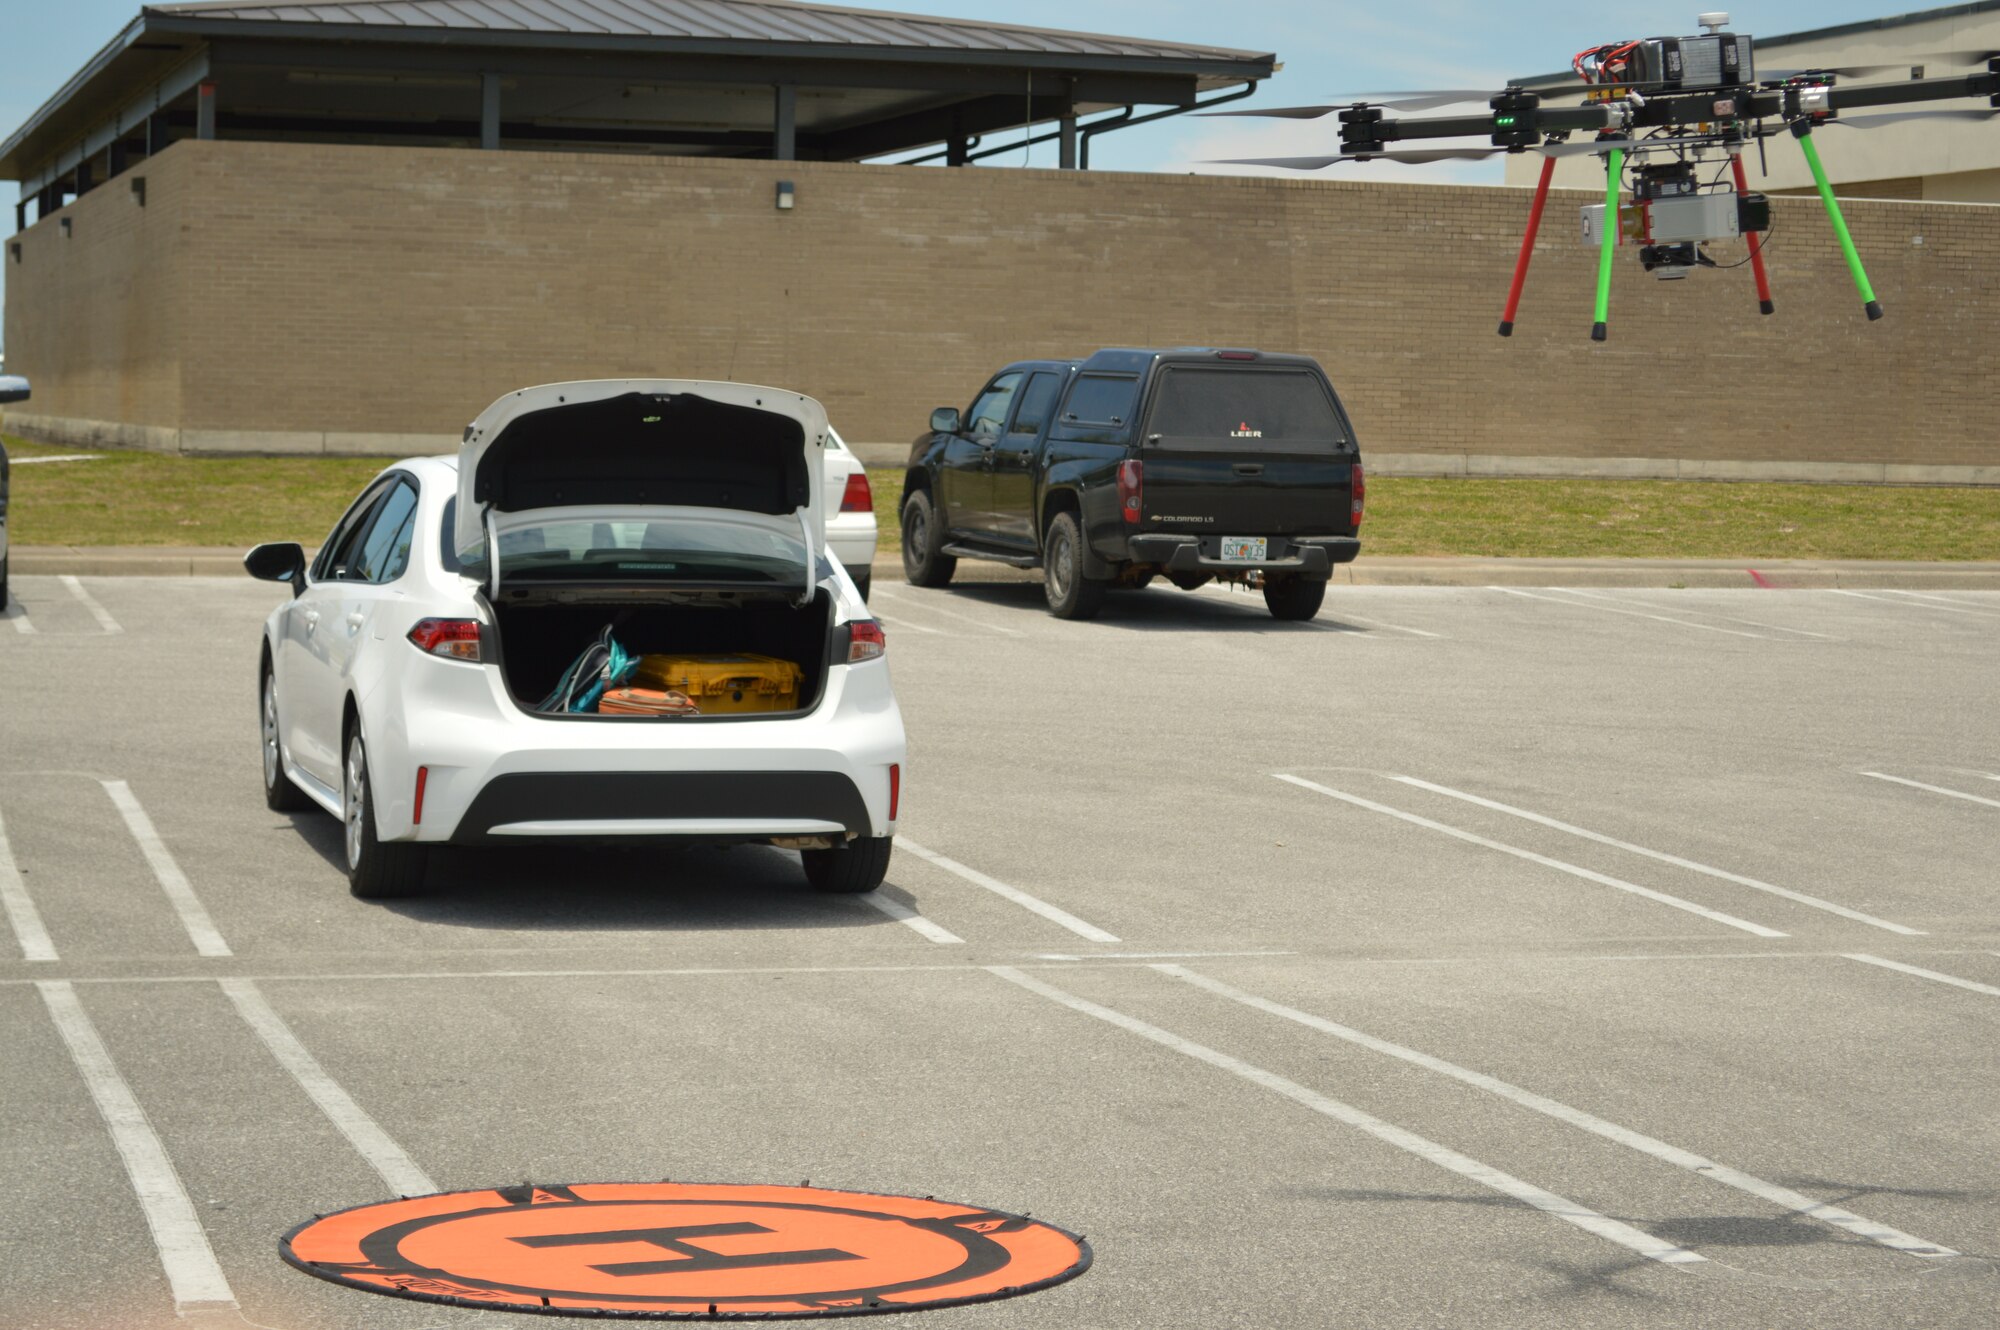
[{"x1": 1503, "y1": 4, "x2": 2000, "y2": 201}]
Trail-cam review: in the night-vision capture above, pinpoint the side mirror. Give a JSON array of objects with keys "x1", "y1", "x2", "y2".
[
  {"x1": 930, "y1": 406, "x2": 961, "y2": 435},
  {"x1": 244, "y1": 541, "x2": 307, "y2": 595},
  {"x1": 0, "y1": 375, "x2": 29, "y2": 405}
]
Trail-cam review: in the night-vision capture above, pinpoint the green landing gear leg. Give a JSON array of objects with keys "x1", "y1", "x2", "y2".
[
  {"x1": 1592, "y1": 147, "x2": 1623, "y2": 342},
  {"x1": 1794, "y1": 122, "x2": 1884, "y2": 321}
]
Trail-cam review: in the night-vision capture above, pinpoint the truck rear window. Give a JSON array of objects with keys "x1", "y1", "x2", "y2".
[{"x1": 1149, "y1": 368, "x2": 1348, "y2": 449}]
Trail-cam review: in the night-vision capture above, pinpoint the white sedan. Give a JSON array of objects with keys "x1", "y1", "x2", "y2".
[
  {"x1": 245, "y1": 380, "x2": 905, "y2": 899},
  {"x1": 823, "y1": 427, "x2": 879, "y2": 600}
]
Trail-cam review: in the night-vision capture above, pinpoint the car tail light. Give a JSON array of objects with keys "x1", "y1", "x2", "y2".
[
  {"x1": 1351, "y1": 461, "x2": 1365, "y2": 530},
  {"x1": 889, "y1": 763, "x2": 901, "y2": 821},
  {"x1": 408, "y1": 618, "x2": 483, "y2": 661},
  {"x1": 1117, "y1": 459, "x2": 1144, "y2": 525},
  {"x1": 846, "y1": 619, "x2": 886, "y2": 663},
  {"x1": 840, "y1": 472, "x2": 873, "y2": 514}
]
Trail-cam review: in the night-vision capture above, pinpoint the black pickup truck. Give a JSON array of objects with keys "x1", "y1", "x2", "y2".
[{"x1": 900, "y1": 348, "x2": 1363, "y2": 620}]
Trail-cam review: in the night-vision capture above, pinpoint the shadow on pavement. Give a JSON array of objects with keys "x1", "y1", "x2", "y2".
[{"x1": 907, "y1": 581, "x2": 1374, "y2": 635}]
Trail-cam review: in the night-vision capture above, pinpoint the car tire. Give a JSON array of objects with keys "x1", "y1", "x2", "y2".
[
  {"x1": 1043, "y1": 511, "x2": 1107, "y2": 620},
  {"x1": 344, "y1": 728, "x2": 427, "y2": 900},
  {"x1": 1264, "y1": 575, "x2": 1328, "y2": 621},
  {"x1": 900, "y1": 490, "x2": 956, "y2": 587},
  {"x1": 0, "y1": 553, "x2": 9, "y2": 613},
  {"x1": 801, "y1": 835, "x2": 893, "y2": 894},
  {"x1": 261, "y1": 666, "x2": 314, "y2": 812}
]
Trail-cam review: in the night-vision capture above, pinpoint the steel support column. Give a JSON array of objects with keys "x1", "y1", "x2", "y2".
[
  {"x1": 481, "y1": 73, "x2": 501, "y2": 150},
  {"x1": 196, "y1": 81, "x2": 217, "y2": 140},
  {"x1": 1059, "y1": 114, "x2": 1077, "y2": 169},
  {"x1": 773, "y1": 84, "x2": 798, "y2": 160}
]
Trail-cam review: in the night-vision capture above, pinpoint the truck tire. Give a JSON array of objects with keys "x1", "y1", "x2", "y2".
[
  {"x1": 1043, "y1": 511, "x2": 1107, "y2": 620},
  {"x1": 1264, "y1": 575, "x2": 1328, "y2": 621},
  {"x1": 900, "y1": 490, "x2": 956, "y2": 587},
  {"x1": 802, "y1": 836, "x2": 893, "y2": 893}
]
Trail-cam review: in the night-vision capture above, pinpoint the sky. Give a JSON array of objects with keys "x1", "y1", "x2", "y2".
[{"x1": 0, "y1": 1, "x2": 1939, "y2": 351}]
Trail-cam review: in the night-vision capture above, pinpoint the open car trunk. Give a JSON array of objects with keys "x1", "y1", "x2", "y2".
[{"x1": 488, "y1": 587, "x2": 836, "y2": 719}]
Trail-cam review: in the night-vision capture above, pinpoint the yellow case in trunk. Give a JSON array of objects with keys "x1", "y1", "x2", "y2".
[{"x1": 631, "y1": 654, "x2": 804, "y2": 714}]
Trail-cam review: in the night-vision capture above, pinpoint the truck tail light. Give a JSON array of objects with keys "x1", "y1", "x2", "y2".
[
  {"x1": 1351, "y1": 461, "x2": 1365, "y2": 530},
  {"x1": 889, "y1": 763, "x2": 901, "y2": 821},
  {"x1": 408, "y1": 618, "x2": 483, "y2": 661},
  {"x1": 1117, "y1": 459, "x2": 1144, "y2": 524},
  {"x1": 840, "y1": 471, "x2": 873, "y2": 514},
  {"x1": 845, "y1": 619, "x2": 886, "y2": 663}
]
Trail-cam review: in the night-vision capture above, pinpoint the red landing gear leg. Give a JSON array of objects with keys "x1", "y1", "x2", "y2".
[
  {"x1": 1731, "y1": 153, "x2": 1775, "y2": 315},
  {"x1": 1499, "y1": 154, "x2": 1557, "y2": 337}
]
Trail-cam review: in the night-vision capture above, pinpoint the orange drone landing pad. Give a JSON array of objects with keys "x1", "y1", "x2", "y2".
[{"x1": 280, "y1": 1182, "x2": 1091, "y2": 1319}]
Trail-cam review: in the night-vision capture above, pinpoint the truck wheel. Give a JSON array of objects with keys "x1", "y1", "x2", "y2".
[
  {"x1": 802, "y1": 836, "x2": 893, "y2": 893},
  {"x1": 1264, "y1": 575, "x2": 1328, "y2": 621},
  {"x1": 1043, "y1": 511, "x2": 1107, "y2": 620},
  {"x1": 344, "y1": 730, "x2": 428, "y2": 900},
  {"x1": 900, "y1": 490, "x2": 956, "y2": 587}
]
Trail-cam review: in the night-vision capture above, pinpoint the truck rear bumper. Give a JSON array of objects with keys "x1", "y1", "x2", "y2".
[{"x1": 1126, "y1": 535, "x2": 1359, "y2": 576}]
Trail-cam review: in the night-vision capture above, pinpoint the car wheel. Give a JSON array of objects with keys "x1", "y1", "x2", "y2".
[
  {"x1": 261, "y1": 667, "x2": 314, "y2": 812},
  {"x1": 900, "y1": 490, "x2": 956, "y2": 587},
  {"x1": 1264, "y1": 575, "x2": 1328, "y2": 621},
  {"x1": 344, "y1": 728, "x2": 427, "y2": 899},
  {"x1": 1043, "y1": 511, "x2": 1106, "y2": 620},
  {"x1": 802, "y1": 835, "x2": 893, "y2": 894}
]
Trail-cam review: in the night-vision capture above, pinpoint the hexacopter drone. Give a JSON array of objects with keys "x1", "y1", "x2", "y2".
[{"x1": 1213, "y1": 12, "x2": 2000, "y2": 339}]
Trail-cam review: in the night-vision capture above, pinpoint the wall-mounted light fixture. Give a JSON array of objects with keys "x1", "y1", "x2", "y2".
[
  {"x1": 131, "y1": 176, "x2": 147, "y2": 207},
  {"x1": 776, "y1": 180, "x2": 795, "y2": 211},
  {"x1": 60, "y1": 216, "x2": 72, "y2": 237}
]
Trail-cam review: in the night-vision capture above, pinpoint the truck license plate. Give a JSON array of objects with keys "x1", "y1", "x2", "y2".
[{"x1": 1220, "y1": 536, "x2": 1267, "y2": 562}]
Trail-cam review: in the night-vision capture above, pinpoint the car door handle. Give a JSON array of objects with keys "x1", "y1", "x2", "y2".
[
  {"x1": 1010, "y1": 451, "x2": 1032, "y2": 463},
  {"x1": 300, "y1": 609, "x2": 320, "y2": 633},
  {"x1": 1234, "y1": 463, "x2": 1265, "y2": 477},
  {"x1": 345, "y1": 612, "x2": 366, "y2": 632}
]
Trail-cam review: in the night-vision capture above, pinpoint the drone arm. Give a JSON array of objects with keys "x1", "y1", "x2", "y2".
[
  {"x1": 1592, "y1": 146, "x2": 1623, "y2": 342},
  {"x1": 1792, "y1": 124, "x2": 1883, "y2": 321},
  {"x1": 1499, "y1": 155, "x2": 1557, "y2": 337},
  {"x1": 1729, "y1": 154, "x2": 1775, "y2": 316},
  {"x1": 1821, "y1": 66, "x2": 2000, "y2": 114}
]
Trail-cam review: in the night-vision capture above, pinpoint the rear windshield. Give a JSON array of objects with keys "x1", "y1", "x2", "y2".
[
  {"x1": 447, "y1": 503, "x2": 806, "y2": 585},
  {"x1": 1148, "y1": 368, "x2": 1348, "y2": 449}
]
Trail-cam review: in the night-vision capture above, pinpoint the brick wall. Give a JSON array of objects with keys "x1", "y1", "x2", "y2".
[{"x1": 6, "y1": 138, "x2": 1999, "y2": 475}]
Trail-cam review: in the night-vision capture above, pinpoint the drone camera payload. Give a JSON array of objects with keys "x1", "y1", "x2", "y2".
[{"x1": 1207, "y1": 11, "x2": 2000, "y2": 339}]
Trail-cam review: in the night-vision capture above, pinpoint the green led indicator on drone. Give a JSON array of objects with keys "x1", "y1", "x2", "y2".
[{"x1": 1496, "y1": 116, "x2": 1517, "y2": 127}]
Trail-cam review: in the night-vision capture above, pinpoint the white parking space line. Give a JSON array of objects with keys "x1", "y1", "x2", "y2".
[
  {"x1": 1388, "y1": 776, "x2": 1921, "y2": 935},
  {"x1": 1274, "y1": 775, "x2": 1788, "y2": 939},
  {"x1": 0, "y1": 809, "x2": 58, "y2": 962},
  {"x1": 1832, "y1": 589, "x2": 1997, "y2": 619},
  {"x1": 1860, "y1": 771, "x2": 2000, "y2": 811},
  {"x1": 1328, "y1": 611, "x2": 1445, "y2": 639},
  {"x1": 1157, "y1": 965, "x2": 1959, "y2": 1258},
  {"x1": 1871, "y1": 590, "x2": 2000, "y2": 615},
  {"x1": 1559, "y1": 589, "x2": 1832, "y2": 640},
  {"x1": 219, "y1": 979, "x2": 439, "y2": 1196},
  {"x1": 1845, "y1": 954, "x2": 2000, "y2": 999},
  {"x1": 1488, "y1": 587, "x2": 1776, "y2": 639},
  {"x1": 859, "y1": 891, "x2": 965, "y2": 945},
  {"x1": 867, "y1": 610, "x2": 945, "y2": 635},
  {"x1": 988, "y1": 965, "x2": 1702, "y2": 1266},
  {"x1": 36, "y1": 981, "x2": 239, "y2": 1313},
  {"x1": 59, "y1": 576, "x2": 122, "y2": 634},
  {"x1": 898, "y1": 839, "x2": 1120, "y2": 943},
  {"x1": 8, "y1": 453, "x2": 106, "y2": 465},
  {"x1": 101, "y1": 780, "x2": 233, "y2": 958},
  {"x1": 872, "y1": 588, "x2": 1024, "y2": 635}
]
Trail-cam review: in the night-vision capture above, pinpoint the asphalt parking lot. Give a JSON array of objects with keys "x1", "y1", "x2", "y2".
[{"x1": 3, "y1": 573, "x2": 1997, "y2": 1329}]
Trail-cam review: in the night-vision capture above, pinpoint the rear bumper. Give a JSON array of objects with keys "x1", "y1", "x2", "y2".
[
  {"x1": 450, "y1": 771, "x2": 873, "y2": 845},
  {"x1": 1126, "y1": 534, "x2": 1360, "y2": 576}
]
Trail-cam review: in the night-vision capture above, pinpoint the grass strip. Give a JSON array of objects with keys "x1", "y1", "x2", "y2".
[{"x1": 8, "y1": 435, "x2": 1997, "y2": 562}]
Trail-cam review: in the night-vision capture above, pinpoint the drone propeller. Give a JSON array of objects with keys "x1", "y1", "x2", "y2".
[
  {"x1": 1199, "y1": 89, "x2": 1506, "y2": 120},
  {"x1": 1212, "y1": 135, "x2": 1718, "y2": 171},
  {"x1": 1761, "y1": 62, "x2": 1926, "y2": 81}
]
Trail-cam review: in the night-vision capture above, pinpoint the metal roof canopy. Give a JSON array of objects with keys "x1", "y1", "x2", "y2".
[{"x1": 2, "y1": 0, "x2": 1275, "y2": 207}]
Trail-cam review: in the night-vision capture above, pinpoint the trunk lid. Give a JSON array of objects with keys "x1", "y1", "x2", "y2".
[
  {"x1": 456, "y1": 380, "x2": 827, "y2": 593},
  {"x1": 1136, "y1": 364, "x2": 1357, "y2": 535}
]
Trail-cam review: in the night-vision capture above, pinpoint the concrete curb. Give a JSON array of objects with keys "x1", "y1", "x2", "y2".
[{"x1": 13, "y1": 546, "x2": 2000, "y2": 589}]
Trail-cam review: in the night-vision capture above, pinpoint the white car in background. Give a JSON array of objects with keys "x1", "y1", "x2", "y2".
[
  {"x1": 823, "y1": 427, "x2": 878, "y2": 599},
  {"x1": 245, "y1": 380, "x2": 905, "y2": 900}
]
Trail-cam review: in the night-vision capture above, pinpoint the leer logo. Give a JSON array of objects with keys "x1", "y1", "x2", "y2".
[
  {"x1": 282, "y1": 1182, "x2": 1090, "y2": 1319},
  {"x1": 1231, "y1": 422, "x2": 1263, "y2": 438}
]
